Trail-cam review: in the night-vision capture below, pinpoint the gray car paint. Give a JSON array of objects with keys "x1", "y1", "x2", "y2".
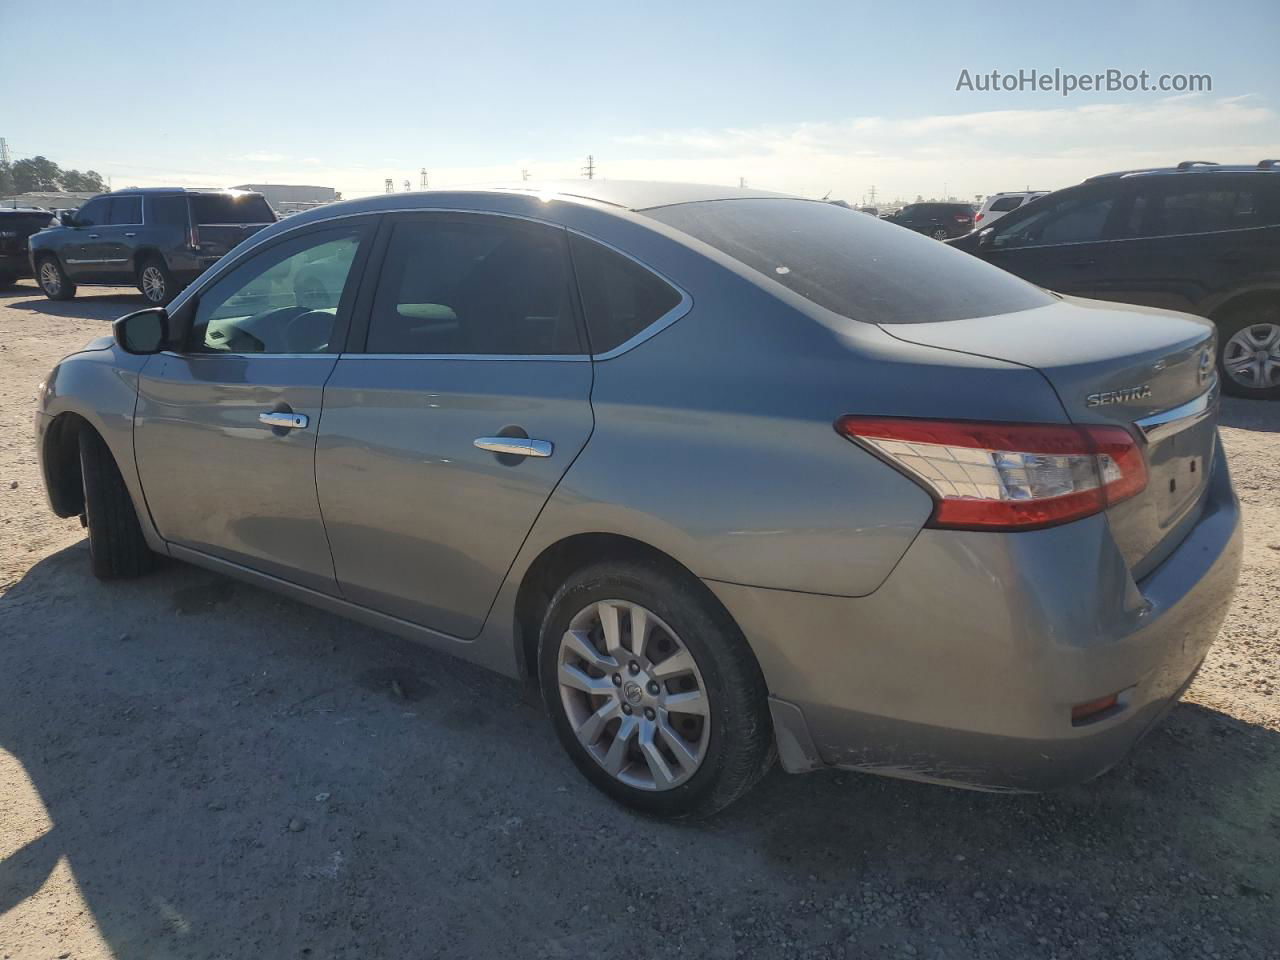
[{"x1": 35, "y1": 181, "x2": 1242, "y2": 793}]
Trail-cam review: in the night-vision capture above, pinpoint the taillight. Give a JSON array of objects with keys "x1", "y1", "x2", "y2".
[
  {"x1": 953, "y1": 213, "x2": 972, "y2": 223},
  {"x1": 974, "y1": 212, "x2": 985, "y2": 223},
  {"x1": 834, "y1": 417, "x2": 1147, "y2": 531},
  {"x1": 189, "y1": 224, "x2": 201, "y2": 250}
]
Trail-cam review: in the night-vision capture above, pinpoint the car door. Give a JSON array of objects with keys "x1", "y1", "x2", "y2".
[
  {"x1": 133, "y1": 220, "x2": 374, "y2": 591},
  {"x1": 315, "y1": 212, "x2": 595, "y2": 638},
  {"x1": 981, "y1": 184, "x2": 1125, "y2": 296},
  {"x1": 98, "y1": 195, "x2": 143, "y2": 283},
  {"x1": 62, "y1": 197, "x2": 110, "y2": 280}
]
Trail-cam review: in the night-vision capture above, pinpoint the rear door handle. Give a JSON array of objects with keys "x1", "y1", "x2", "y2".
[
  {"x1": 124, "y1": 232, "x2": 136, "y2": 237},
  {"x1": 87, "y1": 233, "x2": 99, "y2": 239},
  {"x1": 259, "y1": 411, "x2": 309, "y2": 430},
  {"x1": 474, "y1": 437, "x2": 553, "y2": 458}
]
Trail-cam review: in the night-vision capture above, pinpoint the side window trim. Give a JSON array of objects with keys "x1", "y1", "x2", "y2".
[
  {"x1": 349, "y1": 210, "x2": 593, "y2": 361},
  {"x1": 564, "y1": 227, "x2": 693, "y2": 361},
  {"x1": 170, "y1": 218, "x2": 378, "y2": 358}
]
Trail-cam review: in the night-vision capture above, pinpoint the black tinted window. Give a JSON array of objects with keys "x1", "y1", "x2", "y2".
[
  {"x1": 1146, "y1": 184, "x2": 1262, "y2": 235},
  {"x1": 570, "y1": 234, "x2": 682, "y2": 353},
  {"x1": 991, "y1": 190, "x2": 1115, "y2": 248},
  {"x1": 190, "y1": 228, "x2": 363, "y2": 354},
  {"x1": 645, "y1": 199, "x2": 1052, "y2": 324},
  {"x1": 190, "y1": 194, "x2": 275, "y2": 225},
  {"x1": 75, "y1": 198, "x2": 109, "y2": 227},
  {"x1": 108, "y1": 196, "x2": 142, "y2": 225},
  {"x1": 366, "y1": 217, "x2": 581, "y2": 355},
  {"x1": 989, "y1": 196, "x2": 1024, "y2": 212},
  {"x1": 148, "y1": 195, "x2": 189, "y2": 226}
]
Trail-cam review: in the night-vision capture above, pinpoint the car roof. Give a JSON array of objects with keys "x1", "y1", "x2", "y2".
[
  {"x1": 482, "y1": 179, "x2": 798, "y2": 210},
  {"x1": 83, "y1": 187, "x2": 265, "y2": 197},
  {"x1": 0, "y1": 207, "x2": 52, "y2": 215},
  {"x1": 1086, "y1": 160, "x2": 1280, "y2": 181}
]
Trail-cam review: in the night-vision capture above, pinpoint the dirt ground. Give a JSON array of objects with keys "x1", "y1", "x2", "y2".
[{"x1": 1, "y1": 280, "x2": 1277, "y2": 960}]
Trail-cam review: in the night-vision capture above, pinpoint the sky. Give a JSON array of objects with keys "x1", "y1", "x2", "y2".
[{"x1": 2, "y1": 0, "x2": 1277, "y2": 203}]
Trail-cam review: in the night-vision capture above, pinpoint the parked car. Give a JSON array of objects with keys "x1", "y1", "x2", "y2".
[
  {"x1": 29, "y1": 188, "x2": 276, "y2": 306},
  {"x1": 36, "y1": 181, "x2": 1240, "y2": 817},
  {"x1": 949, "y1": 161, "x2": 1280, "y2": 399},
  {"x1": 880, "y1": 201, "x2": 975, "y2": 239},
  {"x1": 973, "y1": 190, "x2": 1049, "y2": 228},
  {"x1": 0, "y1": 207, "x2": 56, "y2": 288}
]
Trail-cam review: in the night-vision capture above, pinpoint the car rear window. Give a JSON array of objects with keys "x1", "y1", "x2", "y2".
[
  {"x1": 643, "y1": 199, "x2": 1053, "y2": 324},
  {"x1": 190, "y1": 194, "x2": 275, "y2": 225},
  {"x1": 989, "y1": 196, "x2": 1024, "y2": 212}
]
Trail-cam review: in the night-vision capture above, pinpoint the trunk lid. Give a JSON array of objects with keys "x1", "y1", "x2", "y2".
[{"x1": 879, "y1": 296, "x2": 1219, "y2": 577}]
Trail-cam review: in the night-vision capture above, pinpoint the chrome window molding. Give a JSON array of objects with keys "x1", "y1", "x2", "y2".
[
  {"x1": 992, "y1": 220, "x2": 1280, "y2": 251},
  {"x1": 159, "y1": 350, "x2": 338, "y2": 361},
  {"x1": 350, "y1": 353, "x2": 590, "y2": 362},
  {"x1": 169, "y1": 206, "x2": 695, "y2": 364}
]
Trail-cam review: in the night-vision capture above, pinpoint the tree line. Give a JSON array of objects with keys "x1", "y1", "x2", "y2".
[{"x1": 0, "y1": 156, "x2": 107, "y2": 197}]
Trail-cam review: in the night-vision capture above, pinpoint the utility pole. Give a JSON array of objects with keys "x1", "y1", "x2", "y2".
[
  {"x1": 521, "y1": 168, "x2": 530, "y2": 181},
  {"x1": 581, "y1": 155, "x2": 595, "y2": 180},
  {"x1": 738, "y1": 176, "x2": 747, "y2": 188},
  {"x1": 420, "y1": 168, "x2": 428, "y2": 189},
  {"x1": 384, "y1": 178, "x2": 394, "y2": 193},
  {"x1": 403, "y1": 179, "x2": 411, "y2": 192}
]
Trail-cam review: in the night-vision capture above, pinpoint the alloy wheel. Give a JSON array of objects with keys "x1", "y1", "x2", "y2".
[
  {"x1": 1222, "y1": 322, "x2": 1280, "y2": 389},
  {"x1": 141, "y1": 266, "x2": 166, "y2": 303},
  {"x1": 39, "y1": 261, "x2": 61, "y2": 296},
  {"x1": 930, "y1": 228, "x2": 949, "y2": 241},
  {"x1": 556, "y1": 599, "x2": 710, "y2": 791}
]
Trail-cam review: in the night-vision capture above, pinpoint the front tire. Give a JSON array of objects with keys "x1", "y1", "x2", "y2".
[
  {"x1": 538, "y1": 559, "x2": 774, "y2": 818},
  {"x1": 79, "y1": 428, "x2": 155, "y2": 579},
  {"x1": 930, "y1": 227, "x2": 950, "y2": 241},
  {"x1": 1217, "y1": 304, "x2": 1280, "y2": 400},
  {"x1": 138, "y1": 256, "x2": 175, "y2": 305},
  {"x1": 37, "y1": 256, "x2": 76, "y2": 300}
]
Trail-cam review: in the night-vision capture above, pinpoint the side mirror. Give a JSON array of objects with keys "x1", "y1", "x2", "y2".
[
  {"x1": 977, "y1": 227, "x2": 995, "y2": 248},
  {"x1": 113, "y1": 307, "x2": 169, "y2": 355},
  {"x1": 59, "y1": 210, "x2": 78, "y2": 227}
]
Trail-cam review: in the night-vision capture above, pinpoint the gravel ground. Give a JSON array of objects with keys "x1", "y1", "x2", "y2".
[{"x1": 1, "y1": 280, "x2": 1277, "y2": 960}]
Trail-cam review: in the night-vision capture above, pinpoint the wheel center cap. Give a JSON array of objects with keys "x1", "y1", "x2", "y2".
[{"x1": 622, "y1": 680, "x2": 644, "y2": 706}]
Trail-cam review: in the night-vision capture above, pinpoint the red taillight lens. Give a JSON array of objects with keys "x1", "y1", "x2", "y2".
[
  {"x1": 834, "y1": 417, "x2": 1147, "y2": 531},
  {"x1": 974, "y1": 212, "x2": 985, "y2": 222},
  {"x1": 953, "y1": 213, "x2": 972, "y2": 222}
]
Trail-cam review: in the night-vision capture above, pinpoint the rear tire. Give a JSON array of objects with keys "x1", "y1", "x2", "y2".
[
  {"x1": 930, "y1": 227, "x2": 950, "y2": 241},
  {"x1": 138, "y1": 256, "x2": 175, "y2": 305},
  {"x1": 1216, "y1": 304, "x2": 1280, "y2": 400},
  {"x1": 79, "y1": 428, "x2": 155, "y2": 579},
  {"x1": 37, "y1": 256, "x2": 75, "y2": 300},
  {"x1": 538, "y1": 558, "x2": 774, "y2": 818}
]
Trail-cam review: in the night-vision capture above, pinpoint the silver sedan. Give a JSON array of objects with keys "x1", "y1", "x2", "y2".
[{"x1": 35, "y1": 181, "x2": 1242, "y2": 817}]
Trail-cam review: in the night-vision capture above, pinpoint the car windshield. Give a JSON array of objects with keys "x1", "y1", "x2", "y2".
[
  {"x1": 644, "y1": 198, "x2": 1053, "y2": 324},
  {"x1": 190, "y1": 193, "x2": 275, "y2": 225}
]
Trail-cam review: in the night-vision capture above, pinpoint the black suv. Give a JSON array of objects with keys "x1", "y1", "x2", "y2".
[
  {"x1": 29, "y1": 188, "x2": 276, "y2": 305},
  {"x1": 948, "y1": 161, "x2": 1280, "y2": 399},
  {"x1": 881, "y1": 202, "x2": 976, "y2": 240},
  {"x1": 0, "y1": 208, "x2": 56, "y2": 288}
]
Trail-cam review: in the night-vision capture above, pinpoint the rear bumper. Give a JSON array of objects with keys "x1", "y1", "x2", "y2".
[
  {"x1": 0, "y1": 252, "x2": 32, "y2": 278},
  {"x1": 708, "y1": 437, "x2": 1242, "y2": 792}
]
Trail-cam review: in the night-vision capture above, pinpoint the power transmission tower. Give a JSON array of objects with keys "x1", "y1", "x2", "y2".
[
  {"x1": 403, "y1": 179, "x2": 411, "y2": 192},
  {"x1": 581, "y1": 155, "x2": 595, "y2": 180},
  {"x1": 0, "y1": 138, "x2": 10, "y2": 167},
  {"x1": 521, "y1": 168, "x2": 530, "y2": 181},
  {"x1": 738, "y1": 176, "x2": 747, "y2": 188},
  {"x1": 868, "y1": 185, "x2": 877, "y2": 205},
  {"x1": 384, "y1": 178, "x2": 394, "y2": 193},
  {"x1": 420, "y1": 168, "x2": 428, "y2": 189}
]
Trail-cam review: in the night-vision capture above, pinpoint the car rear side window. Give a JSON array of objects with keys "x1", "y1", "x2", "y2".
[
  {"x1": 190, "y1": 194, "x2": 275, "y2": 225},
  {"x1": 365, "y1": 216, "x2": 582, "y2": 355},
  {"x1": 990, "y1": 190, "x2": 1115, "y2": 248},
  {"x1": 989, "y1": 196, "x2": 1024, "y2": 212},
  {"x1": 644, "y1": 199, "x2": 1052, "y2": 324},
  {"x1": 107, "y1": 196, "x2": 142, "y2": 225},
  {"x1": 1141, "y1": 183, "x2": 1264, "y2": 236},
  {"x1": 569, "y1": 234, "x2": 682, "y2": 353},
  {"x1": 148, "y1": 195, "x2": 189, "y2": 226}
]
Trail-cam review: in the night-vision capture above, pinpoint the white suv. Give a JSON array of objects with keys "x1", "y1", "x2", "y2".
[{"x1": 973, "y1": 191, "x2": 1048, "y2": 229}]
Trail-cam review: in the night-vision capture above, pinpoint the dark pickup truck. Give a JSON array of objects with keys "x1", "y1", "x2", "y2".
[
  {"x1": 0, "y1": 208, "x2": 56, "y2": 288},
  {"x1": 29, "y1": 188, "x2": 276, "y2": 304}
]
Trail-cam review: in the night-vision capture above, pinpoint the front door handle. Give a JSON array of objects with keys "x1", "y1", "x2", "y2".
[
  {"x1": 474, "y1": 437, "x2": 553, "y2": 458},
  {"x1": 124, "y1": 232, "x2": 137, "y2": 238},
  {"x1": 259, "y1": 411, "x2": 309, "y2": 430},
  {"x1": 87, "y1": 233, "x2": 99, "y2": 239}
]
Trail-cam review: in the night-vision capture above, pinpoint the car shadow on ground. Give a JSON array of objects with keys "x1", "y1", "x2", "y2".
[
  {"x1": 1, "y1": 284, "x2": 144, "y2": 321},
  {"x1": 0, "y1": 543, "x2": 1277, "y2": 958},
  {"x1": 1219, "y1": 395, "x2": 1280, "y2": 433}
]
